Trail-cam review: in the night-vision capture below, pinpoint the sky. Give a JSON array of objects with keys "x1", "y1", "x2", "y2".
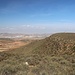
[{"x1": 0, "y1": 0, "x2": 75, "y2": 34}]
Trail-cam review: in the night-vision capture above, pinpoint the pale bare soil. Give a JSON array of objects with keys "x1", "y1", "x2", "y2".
[{"x1": 0, "y1": 40, "x2": 31, "y2": 52}]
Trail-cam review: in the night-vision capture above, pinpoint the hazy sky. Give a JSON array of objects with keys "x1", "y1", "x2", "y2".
[{"x1": 0, "y1": 0, "x2": 75, "y2": 34}]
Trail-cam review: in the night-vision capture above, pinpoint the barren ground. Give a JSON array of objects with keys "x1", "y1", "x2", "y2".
[{"x1": 0, "y1": 39, "x2": 31, "y2": 52}]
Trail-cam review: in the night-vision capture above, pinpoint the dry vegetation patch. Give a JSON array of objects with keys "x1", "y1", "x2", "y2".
[{"x1": 0, "y1": 33, "x2": 75, "y2": 75}]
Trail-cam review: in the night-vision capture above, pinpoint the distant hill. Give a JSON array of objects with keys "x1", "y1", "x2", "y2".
[
  {"x1": 0, "y1": 33, "x2": 75, "y2": 75},
  {"x1": 32, "y1": 33, "x2": 75, "y2": 55}
]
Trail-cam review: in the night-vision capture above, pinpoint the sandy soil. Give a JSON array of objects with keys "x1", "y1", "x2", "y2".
[{"x1": 0, "y1": 40, "x2": 30, "y2": 52}]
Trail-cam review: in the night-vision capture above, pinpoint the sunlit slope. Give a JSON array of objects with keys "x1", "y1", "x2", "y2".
[
  {"x1": 8, "y1": 33, "x2": 75, "y2": 55},
  {"x1": 31, "y1": 33, "x2": 75, "y2": 55},
  {"x1": 0, "y1": 33, "x2": 75, "y2": 75}
]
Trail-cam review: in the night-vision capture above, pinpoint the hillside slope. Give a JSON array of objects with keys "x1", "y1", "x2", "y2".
[
  {"x1": 0, "y1": 33, "x2": 75, "y2": 75},
  {"x1": 33, "y1": 33, "x2": 75, "y2": 55}
]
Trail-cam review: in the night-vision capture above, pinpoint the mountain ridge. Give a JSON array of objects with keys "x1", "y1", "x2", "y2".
[{"x1": 0, "y1": 33, "x2": 75, "y2": 75}]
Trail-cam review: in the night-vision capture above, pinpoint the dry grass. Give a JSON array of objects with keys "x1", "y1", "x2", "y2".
[{"x1": 0, "y1": 33, "x2": 75, "y2": 75}]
